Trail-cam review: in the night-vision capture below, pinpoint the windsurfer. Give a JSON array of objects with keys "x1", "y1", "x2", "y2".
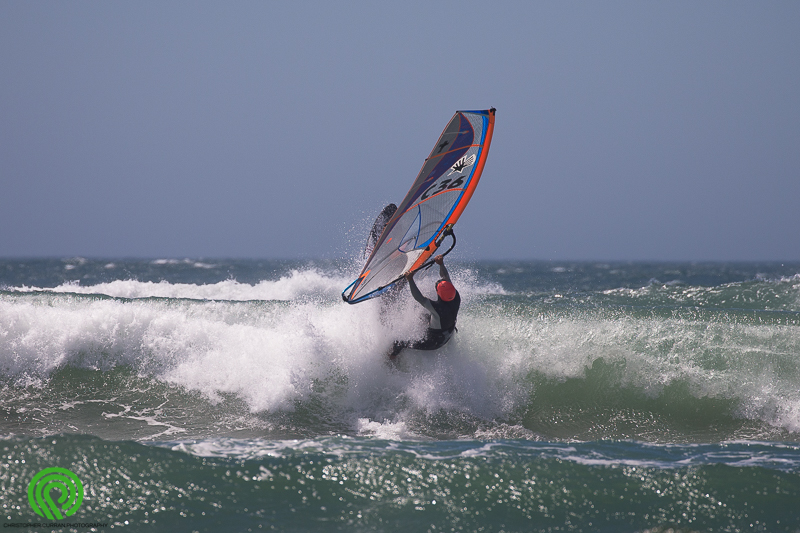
[{"x1": 388, "y1": 255, "x2": 460, "y2": 359}]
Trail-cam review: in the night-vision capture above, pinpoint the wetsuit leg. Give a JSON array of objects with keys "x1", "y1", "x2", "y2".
[
  {"x1": 388, "y1": 329, "x2": 453, "y2": 359},
  {"x1": 408, "y1": 331, "x2": 449, "y2": 351}
]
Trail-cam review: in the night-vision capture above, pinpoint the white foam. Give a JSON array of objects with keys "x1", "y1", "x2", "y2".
[
  {"x1": 0, "y1": 267, "x2": 519, "y2": 432},
  {"x1": 165, "y1": 437, "x2": 365, "y2": 460},
  {"x1": 168, "y1": 438, "x2": 289, "y2": 459},
  {"x1": 102, "y1": 403, "x2": 187, "y2": 440},
  {"x1": 356, "y1": 418, "x2": 419, "y2": 440},
  {"x1": 151, "y1": 259, "x2": 215, "y2": 269},
  {"x1": 10, "y1": 269, "x2": 351, "y2": 301},
  {"x1": 3, "y1": 264, "x2": 800, "y2": 438}
]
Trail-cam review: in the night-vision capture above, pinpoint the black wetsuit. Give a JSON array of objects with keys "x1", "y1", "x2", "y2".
[{"x1": 389, "y1": 263, "x2": 460, "y2": 357}]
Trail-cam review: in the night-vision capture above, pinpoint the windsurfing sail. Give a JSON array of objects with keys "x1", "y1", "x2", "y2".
[
  {"x1": 342, "y1": 108, "x2": 496, "y2": 304},
  {"x1": 363, "y1": 203, "x2": 397, "y2": 260}
]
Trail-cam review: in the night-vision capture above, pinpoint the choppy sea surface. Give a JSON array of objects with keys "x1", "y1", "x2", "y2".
[{"x1": 2, "y1": 258, "x2": 800, "y2": 531}]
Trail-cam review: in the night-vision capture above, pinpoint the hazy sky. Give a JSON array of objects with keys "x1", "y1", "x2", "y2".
[{"x1": 2, "y1": 2, "x2": 798, "y2": 261}]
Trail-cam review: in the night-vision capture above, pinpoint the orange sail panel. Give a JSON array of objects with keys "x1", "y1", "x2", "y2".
[{"x1": 342, "y1": 109, "x2": 495, "y2": 304}]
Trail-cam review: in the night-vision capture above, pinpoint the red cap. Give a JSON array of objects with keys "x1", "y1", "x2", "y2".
[{"x1": 436, "y1": 280, "x2": 456, "y2": 301}]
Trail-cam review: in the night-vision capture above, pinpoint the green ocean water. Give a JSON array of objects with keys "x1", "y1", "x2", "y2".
[
  {"x1": 3, "y1": 435, "x2": 800, "y2": 532},
  {"x1": 2, "y1": 259, "x2": 800, "y2": 531}
]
